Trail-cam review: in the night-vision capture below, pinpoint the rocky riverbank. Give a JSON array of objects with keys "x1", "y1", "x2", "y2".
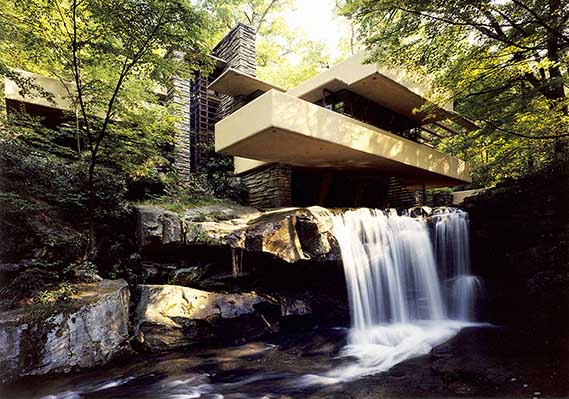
[
  {"x1": 135, "y1": 204, "x2": 339, "y2": 263},
  {"x1": 0, "y1": 279, "x2": 129, "y2": 383},
  {"x1": 2, "y1": 324, "x2": 567, "y2": 398},
  {"x1": 0, "y1": 204, "x2": 350, "y2": 383},
  {"x1": 1, "y1": 194, "x2": 568, "y2": 396}
]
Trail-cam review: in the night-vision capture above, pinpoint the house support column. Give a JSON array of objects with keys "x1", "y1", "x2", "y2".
[{"x1": 240, "y1": 164, "x2": 292, "y2": 209}]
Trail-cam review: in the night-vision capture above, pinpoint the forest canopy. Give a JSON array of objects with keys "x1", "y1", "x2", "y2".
[
  {"x1": 1, "y1": 0, "x2": 568, "y2": 191},
  {"x1": 340, "y1": 0, "x2": 569, "y2": 186}
]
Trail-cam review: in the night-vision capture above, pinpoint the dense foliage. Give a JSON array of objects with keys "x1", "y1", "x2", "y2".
[
  {"x1": 0, "y1": 0, "x2": 219, "y2": 296},
  {"x1": 202, "y1": 0, "x2": 347, "y2": 88},
  {"x1": 341, "y1": 0, "x2": 569, "y2": 186},
  {"x1": 0, "y1": 0, "x2": 214, "y2": 251}
]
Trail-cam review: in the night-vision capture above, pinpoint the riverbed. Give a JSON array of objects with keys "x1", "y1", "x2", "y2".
[{"x1": 3, "y1": 324, "x2": 567, "y2": 399}]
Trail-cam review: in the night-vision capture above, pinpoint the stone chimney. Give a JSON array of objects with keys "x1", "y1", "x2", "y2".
[{"x1": 212, "y1": 23, "x2": 257, "y2": 118}]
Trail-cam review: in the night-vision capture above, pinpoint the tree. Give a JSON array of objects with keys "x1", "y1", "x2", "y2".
[
  {"x1": 257, "y1": 36, "x2": 332, "y2": 88},
  {"x1": 2, "y1": 0, "x2": 211, "y2": 253},
  {"x1": 340, "y1": 0, "x2": 569, "y2": 185},
  {"x1": 201, "y1": 0, "x2": 292, "y2": 36},
  {"x1": 203, "y1": 0, "x2": 342, "y2": 88}
]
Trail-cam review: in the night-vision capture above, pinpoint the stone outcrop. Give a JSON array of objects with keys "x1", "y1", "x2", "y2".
[
  {"x1": 280, "y1": 296, "x2": 312, "y2": 317},
  {"x1": 134, "y1": 204, "x2": 339, "y2": 263},
  {"x1": 463, "y1": 169, "x2": 569, "y2": 350},
  {"x1": 135, "y1": 206, "x2": 183, "y2": 248},
  {"x1": 134, "y1": 284, "x2": 277, "y2": 350},
  {"x1": 0, "y1": 279, "x2": 129, "y2": 383}
]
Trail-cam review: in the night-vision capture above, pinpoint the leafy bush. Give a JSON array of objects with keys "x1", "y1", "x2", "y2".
[
  {"x1": 0, "y1": 261, "x2": 60, "y2": 308},
  {"x1": 5, "y1": 267, "x2": 57, "y2": 293},
  {"x1": 198, "y1": 143, "x2": 247, "y2": 202},
  {"x1": 64, "y1": 260, "x2": 102, "y2": 283},
  {"x1": 0, "y1": 136, "x2": 131, "y2": 262},
  {"x1": 0, "y1": 137, "x2": 128, "y2": 218},
  {"x1": 135, "y1": 143, "x2": 247, "y2": 213},
  {"x1": 34, "y1": 283, "x2": 77, "y2": 305}
]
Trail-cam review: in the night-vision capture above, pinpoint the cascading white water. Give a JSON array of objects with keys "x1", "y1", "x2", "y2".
[
  {"x1": 301, "y1": 207, "x2": 483, "y2": 385},
  {"x1": 449, "y1": 275, "x2": 482, "y2": 321},
  {"x1": 332, "y1": 208, "x2": 445, "y2": 327},
  {"x1": 432, "y1": 208, "x2": 482, "y2": 321},
  {"x1": 433, "y1": 208, "x2": 470, "y2": 278}
]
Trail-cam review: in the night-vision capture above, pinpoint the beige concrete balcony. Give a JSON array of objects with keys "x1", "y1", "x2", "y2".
[
  {"x1": 209, "y1": 68, "x2": 285, "y2": 97},
  {"x1": 215, "y1": 90, "x2": 471, "y2": 188},
  {"x1": 4, "y1": 70, "x2": 74, "y2": 111}
]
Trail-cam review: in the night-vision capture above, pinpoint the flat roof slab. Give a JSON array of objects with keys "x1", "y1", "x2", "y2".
[
  {"x1": 215, "y1": 90, "x2": 471, "y2": 187},
  {"x1": 209, "y1": 68, "x2": 285, "y2": 97},
  {"x1": 4, "y1": 70, "x2": 73, "y2": 111}
]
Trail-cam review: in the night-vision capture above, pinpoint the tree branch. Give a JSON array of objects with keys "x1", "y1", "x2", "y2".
[
  {"x1": 71, "y1": 0, "x2": 93, "y2": 153},
  {"x1": 92, "y1": 6, "x2": 167, "y2": 158},
  {"x1": 483, "y1": 118, "x2": 569, "y2": 139},
  {"x1": 511, "y1": 0, "x2": 569, "y2": 45},
  {"x1": 256, "y1": 0, "x2": 278, "y2": 33},
  {"x1": 392, "y1": 5, "x2": 543, "y2": 51}
]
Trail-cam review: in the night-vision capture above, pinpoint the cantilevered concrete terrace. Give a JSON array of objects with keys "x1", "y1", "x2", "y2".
[
  {"x1": 209, "y1": 68, "x2": 285, "y2": 97},
  {"x1": 4, "y1": 70, "x2": 74, "y2": 111},
  {"x1": 212, "y1": 52, "x2": 475, "y2": 188},
  {"x1": 215, "y1": 89, "x2": 471, "y2": 188}
]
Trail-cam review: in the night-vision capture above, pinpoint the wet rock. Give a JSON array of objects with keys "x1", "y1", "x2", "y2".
[
  {"x1": 128, "y1": 252, "x2": 142, "y2": 268},
  {"x1": 238, "y1": 206, "x2": 338, "y2": 263},
  {"x1": 182, "y1": 204, "x2": 260, "y2": 247},
  {"x1": 280, "y1": 296, "x2": 312, "y2": 317},
  {"x1": 449, "y1": 382, "x2": 477, "y2": 395},
  {"x1": 134, "y1": 284, "x2": 271, "y2": 350},
  {"x1": 487, "y1": 371, "x2": 507, "y2": 385},
  {"x1": 408, "y1": 206, "x2": 432, "y2": 218},
  {"x1": 134, "y1": 204, "x2": 339, "y2": 263},
  {"x1": 169, "y1": 267, "x2": 206, "y2": 287},
  {"x1": 462, "y1": 170, "x2": 569, "y2": 343},
  {"x1": 0, "y1": 279, "x2": 129, "y2": 383},
  {"x1": 432, "y1": 327, "x2": 515, "y2": 386},
  {"x1": 129, "y1": 261, "x2": 178, "y2": 285},
  {"x1": 135, "y1": 206, "x2": 183, "y2": 249}
]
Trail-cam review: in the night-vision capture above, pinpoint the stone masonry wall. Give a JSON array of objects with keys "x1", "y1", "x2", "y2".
[
  {"x1": 212, "y1": 23, "x2": 256, "y2": 119},
  {"x1": 169, "y1": 24, "x2": 256, "y2": 180},
  {"x1": 241, "y1": 164, "x2": 292, "y2": 209},
  {"x1": 212, "y1": 23, "x2": 256, "y2": 76},
  {"x1": 168, "y1": 72, "x2": 192, "y2": 181}
]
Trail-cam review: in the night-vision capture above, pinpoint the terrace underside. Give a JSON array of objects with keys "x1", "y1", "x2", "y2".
[{"x1": 215, "y1": 90, "x2": 471, "y2": 189}]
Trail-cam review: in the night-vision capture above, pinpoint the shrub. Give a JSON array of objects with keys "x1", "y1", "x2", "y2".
[
  {"x1": 64, "y1": 260, "x2": 102, "y2": 283},
  {"x1": 34, "y1": 283, "x2": 77, "y2": 305}
]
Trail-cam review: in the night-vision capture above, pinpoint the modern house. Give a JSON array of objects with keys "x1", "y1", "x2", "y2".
[
  {"x1": 3, "y1": 23, "x2": 475, "y2": 209},
  {"x1": 209, "y1": 27, "x2": 476, "y2": 209}
]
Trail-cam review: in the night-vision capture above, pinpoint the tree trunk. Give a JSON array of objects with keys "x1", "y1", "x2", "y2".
[{"x1": 86, "y1": 154, "x2": 97, "y2": 258}]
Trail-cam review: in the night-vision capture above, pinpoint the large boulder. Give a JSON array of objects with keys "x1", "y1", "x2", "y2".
[
  {"x1": 134, "y1": 284, "x2": 278, "y2": 351},
  {"x1": 0, "y1": 279, "x2": 129, "y2": 383},
  {"x1": 134, "y1": 204, "x2": 339, "y2": 263},
  {"x1": 135, "y1": 206, "x2": 183, "y2": 249}
]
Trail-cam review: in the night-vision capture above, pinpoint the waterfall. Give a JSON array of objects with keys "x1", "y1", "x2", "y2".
[
  {"x1": 301, "y1": 207, "x2": 483, "y2": 385},
  {"x1": 432, "y1": 208, "x2": 482, "y2": 321},
  {"x1": 332, "y1": 208, "x2": 445, "y2": 328}
]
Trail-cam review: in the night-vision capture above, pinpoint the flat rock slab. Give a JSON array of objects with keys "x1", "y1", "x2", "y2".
[
  {"x1": 134, "y1": 204, "x2": 339, "y2": 263},
  {"x1": 0, "y1": 279, "x2": 129, "y2": 383},
  {"x1": 134, "y1": 284, "x2": 276, "y2": 350}
]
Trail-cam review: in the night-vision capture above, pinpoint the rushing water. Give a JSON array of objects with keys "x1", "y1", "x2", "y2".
[
  {"x1": 432, "y1": 208, "x2": 483, "y2": 321},
  {"x1": 333, "y1": 208, "x2": 446, "y2": 326},
  {"x1": 301, "y1": 207, "x2": 483, "y2": 385}
]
